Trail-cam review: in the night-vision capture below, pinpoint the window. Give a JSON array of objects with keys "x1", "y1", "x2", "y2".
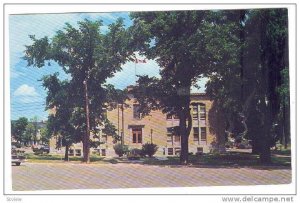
[
  {"x1": 101, "y1": 149, "x2": 106, "y2": 156},
  {"x1": 193, "y1": 127, "x2": 199, "y2": 141},
  {"x1": 175, "y1": 148, "x2": 181, "y2": 156},
  {"x1": 75, "y1": 149, "x2": 81, "y2": 156},
  {"x1": 174, "y1": 134, "x2": 181, "y2": 143},
  {"x1": 167, "y1": 128, "x2": 173, "y2": 142},
  {"x1": 168, "y1": 148, "x2": 173, "y2": 155},
  {"x1": 201, "y1": 127, "x2": 207, "y2": 141},
  {"x1": 132, "y1": 128, "x2": 142, "y2": 143},
  {"x1": 166, "y1": 114, "x2": 179, "y2": 120},
  {"x1": 166, "y1": 114, "x2": 172, "y2": 120},
  {"x1": 69, "y1": 149, "x2": 74, "y2": 156},
  {"x1": 102, "y1": 134, "x2": 107, "y2": 143},
  {"x1": 192, "y1": 104, "x2": 198, "y2": 120},
  {"x1": 200, "y1": 104, "x2": 206, "y2": 120},
  {"x1": 197, "y1": 147, "x2": 203, "y2": 153},
  {"x1": 133, "y1": 104, "x2": 141, "y2": 119}
]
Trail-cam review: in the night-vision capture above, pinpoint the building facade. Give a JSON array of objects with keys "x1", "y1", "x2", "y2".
[
  {"x1": 99, "y1": 92, "x2": 215, "y2": 157},
  {"x1": 50, "y1": 92, "x2": 215, "y2": 157}
]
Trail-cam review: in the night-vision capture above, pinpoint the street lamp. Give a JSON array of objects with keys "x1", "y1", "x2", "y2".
[{"x1": 150, "y1": 129, "x2": 153, "y2": 144}]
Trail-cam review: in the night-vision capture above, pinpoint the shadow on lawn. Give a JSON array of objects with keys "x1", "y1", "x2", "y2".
[
  {"x1": 24, "y1": 150, "x2": 291, "y2": 170},
  {"x1": 141, "y1": 152, "x2": 291, "y2": 170}
]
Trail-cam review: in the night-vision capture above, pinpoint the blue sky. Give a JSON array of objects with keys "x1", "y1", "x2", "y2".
[{"x1": 9, "y1": 12, "x2": 206, "y2": 121}]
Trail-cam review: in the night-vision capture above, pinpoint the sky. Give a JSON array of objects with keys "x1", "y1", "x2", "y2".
[{"x1": 9, "y1": 12, "x2": 207, "y2": 121}]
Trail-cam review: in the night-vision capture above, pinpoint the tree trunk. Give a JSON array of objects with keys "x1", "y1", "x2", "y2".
[
  {"x1": 259, "y1": 125, "x2": 272, "y2": 163},
  {"x1": 64, "y1": 144, "x2": 69, "y2": 161},
  {"x1": 179, "y1": 105, "x2": 192, "y2": 165},
  {"x1": 239, "y1": 10, "x2": 246, "y2": 103},
  {"x1": 283, "y1": 102, "x2": 289, "y2": 149},
  {"x1": 180, "y1": 131, "x2": 189, "y2": 164},
  {"x1": 260, "y1": 141, "x2": 271, "y2": 163},
  {"x1": 251, "y1": 137, "x2": 261, "y2": 154},
  {"x1": 252, "y1": 144, "x2": 260, "y2": 154}
]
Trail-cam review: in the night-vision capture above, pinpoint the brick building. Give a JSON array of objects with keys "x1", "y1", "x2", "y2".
[{"x1": 50, "y1": 91, "x2": 216, "y2": 157}]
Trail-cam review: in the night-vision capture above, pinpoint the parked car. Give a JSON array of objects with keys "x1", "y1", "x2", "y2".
[
  {"x1": 11, "y1": 155, "x2": 24, "y2": 166},
  {"x1": 32, "y1": 144, "x2": 50, "y2": 154},
  {"x1": 41, "y1": 145, "x2": 50, "y2": 153}
]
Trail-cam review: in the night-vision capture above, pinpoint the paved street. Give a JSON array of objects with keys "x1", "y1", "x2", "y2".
[{"x1": 12, "y1": 162, "x2": 291, "y2": 191}]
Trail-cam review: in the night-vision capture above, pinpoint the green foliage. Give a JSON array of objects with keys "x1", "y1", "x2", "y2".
[
  {"x1": 204, "y1": 9, "x2": 289, "y2": 163},
  {"x1": 130, "y1": 11, "x2": 218, "y2": 164},
  {"x1": 89, "y1": 140, "x2": 102, "y2": 148},
  {"x1": 41, "y1": 74, "x2": 82, "y2": 150},
  {"x1": 24, "y1": 18, "x2": 134, "y2": 162},
  {"x1": 113, "y1": 143, "x2": 129, "y2": 157},
  {"x1": 11, "y1": 117, "x2": 28, "y2": 144},
  {"x1": 24, "y1": 123, "x2": 35, "y2": 145},
  {"x1": 127, "y1": 148, "x2": 142, "y2": 160},
  {"x1": 11, "y1": 142, "x2": 22, "y2": 148},
  {"x1": 277, "y1": 68, "x2": 289, "y2": 105},
  {"x1": 40, "y1": 127, "x2": 51, "y2": 144},
  {"x1": 141, "y1": 143, "x2": 158, "y2": 158}
]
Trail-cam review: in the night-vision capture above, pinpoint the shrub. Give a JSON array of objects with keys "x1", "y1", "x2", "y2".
[
  {"x1": 127, "y1": 148, "x2": 147, "y2": 160},
  {"x1": 195, "y1": 151, "x2": 203, "y2": 156},
  {"x1": 142, "y1": 143, "x2": 158, "y2": 158},
  {"x1": 225, "y1": 141, "x2": 234, "y2": 148},
  {"x1": 33, "y1": 149, "x2": 43, "y2": 155},
  {"x1": 113, "y1": 143, "x2": 128, "y2": 157},
  {"x1": 127, "y1": 148, "x2": 141, "y2": 160}
]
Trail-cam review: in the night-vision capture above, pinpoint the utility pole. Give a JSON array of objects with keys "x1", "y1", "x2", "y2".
[
  {"x1": 118, "y1": 104, "x2": 120, "y2": 140},
  {"x1": 83, "y1": 79, "x2": 90, "y2": 163},
  {"x1": 121, "y1": 103, "x2": 124, "y2": 146}
]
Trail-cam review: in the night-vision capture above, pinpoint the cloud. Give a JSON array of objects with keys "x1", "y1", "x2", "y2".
[
  {"x1": 106, "y1": 52, "x2": 160, "y2": 90},
  {"x1": 106, "y1": 51, "x2": 207, "y2": 93},
  {"x1": 14, "y1": 84, "x2": 39, "y2": 96}
]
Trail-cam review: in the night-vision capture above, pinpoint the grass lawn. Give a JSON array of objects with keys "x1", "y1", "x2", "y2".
[
  {"x1": 24, "y1": 153, "x2": 117, "y2": 164},
  {"x1": 23, "y1": 149, "x2": 291, "y2": 168},
  {"x1": 143, "y1": 150, "x2": 291, "y2": 168}
]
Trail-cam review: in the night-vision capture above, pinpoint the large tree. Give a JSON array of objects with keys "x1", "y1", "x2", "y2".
[
  {"x1": 130, "y1": 11, "x2": 214, "y2": 164},
  {"x1": 24, "y1": 18, "x2": 133, "y2": 163},
  {"x1": 205, "y1": 9, "x2": 289, "y2": 163},
  {"x1": 41, "y1": 73, "x2": 82, "y2": 161}
]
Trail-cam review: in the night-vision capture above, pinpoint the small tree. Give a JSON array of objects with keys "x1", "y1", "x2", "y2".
[
  {"x1": 113, "y1": 143, "x2": 128, "y2": 157},
  {"x1": 11, "y1": 117, "x2": 28, "y2": 145},
  {"x1": 40, "y1": 127, "x2": 51, "y2": 145},
  {"x1": 25, "y1": 122, "x2": 35, "y2": 146},
  {"x1": 142, "y1": 143, "x2": 158, "y2": 158}
]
